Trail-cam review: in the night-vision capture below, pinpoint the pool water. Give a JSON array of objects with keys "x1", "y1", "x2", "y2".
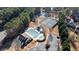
[{"x1": 26, "y1": 28, "x2": 40, "y2": 38}]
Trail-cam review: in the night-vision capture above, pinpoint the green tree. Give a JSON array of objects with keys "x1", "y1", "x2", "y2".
[
  {"x1": 58, "y1": 12, "x2": 70, "y2": 51},
  {"x1": 4, "y1": 8, "x2": 35, "y2": 33},
  {"x1": 0, "y1": 7, "x2": 25, "y2": 29}
]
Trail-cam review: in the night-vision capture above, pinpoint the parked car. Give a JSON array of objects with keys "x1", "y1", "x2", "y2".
[
  {"x1": 67, "y1": 22, "x2": 76, "y2": 29},
  {"x1": 72, "y1": 12, "x2": 79, "y2": 22},
  {"x1": 75, "y1": 26, "x2": 79, "y2": 35}
]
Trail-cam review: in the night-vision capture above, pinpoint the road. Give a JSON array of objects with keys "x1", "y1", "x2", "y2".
[{"x1": 48, "y1": 35, "x2": 58, "y2": 51}]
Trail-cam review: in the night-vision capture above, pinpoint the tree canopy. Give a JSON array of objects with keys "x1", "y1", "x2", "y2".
[{"x1": 58, "y1": 12, "x2": 70, "y2": 51}]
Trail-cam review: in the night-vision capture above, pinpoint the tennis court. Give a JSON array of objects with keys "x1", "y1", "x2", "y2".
[{"x1": 41, "y1": 18, "x2": 57, "y2": 28}]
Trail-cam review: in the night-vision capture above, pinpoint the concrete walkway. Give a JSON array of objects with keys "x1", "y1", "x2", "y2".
[{"x1": 29, "y1": 34, "x2": 58, "y2": 51}]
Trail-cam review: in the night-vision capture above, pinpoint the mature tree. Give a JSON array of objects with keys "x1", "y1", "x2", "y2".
[
  {"x1": 58, "y1": 12, "x2": 70, "y2": 51},
  {"x1": 4, "y1": 8, "x2": 35, "y2": 33},
  {"x1": 0, "y1": 7, "x2": 25, "y2": 29}
]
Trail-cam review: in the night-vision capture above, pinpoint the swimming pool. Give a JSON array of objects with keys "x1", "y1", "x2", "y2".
[
  {"x1": 26, "y1": 28, "x2": 40, "y2": 38},
  {"x1": 24, "y1": 28, "x2": 44, "y2": 41}
]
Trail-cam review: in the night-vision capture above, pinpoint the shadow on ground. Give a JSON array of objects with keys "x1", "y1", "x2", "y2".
[{"x1": 0, "y1": 34, "x2": 19, "y2": 51}]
